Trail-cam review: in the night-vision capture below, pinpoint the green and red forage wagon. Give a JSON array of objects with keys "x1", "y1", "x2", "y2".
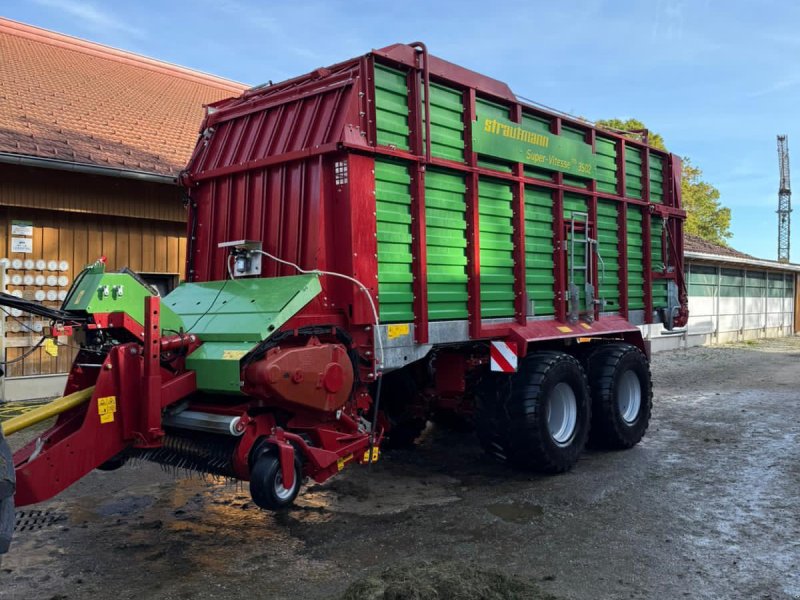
[{"x1": 0, "y1": 43, "x2": 686, "y2": 549}]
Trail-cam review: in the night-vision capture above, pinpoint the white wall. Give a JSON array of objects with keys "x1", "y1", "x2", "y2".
[{"x1": 645, "y1": 262, "x2": 796, "y2": 353}]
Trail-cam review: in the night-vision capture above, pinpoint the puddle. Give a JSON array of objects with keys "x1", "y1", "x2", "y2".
[{"x1": 487, "y1": 501, "x2": 544, "y2": 523}]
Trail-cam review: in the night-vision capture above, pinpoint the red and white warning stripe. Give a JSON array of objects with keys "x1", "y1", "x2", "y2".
[{"x1": 490, "y1": 340, "x2": 518, "y2": 373}]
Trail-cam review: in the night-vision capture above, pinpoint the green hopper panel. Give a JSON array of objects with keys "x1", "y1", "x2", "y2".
[
  {"x1": 166, "y1": 275, "x2": 321, "y2": 394},
  {"x1": 649, "y1": 154, "x2": 664, "y2": 204},
  {"x1": 375, "y1": 159, "x2": 415, "y2": 322},
  {"x1": 374, "y1": 64, "x2": 410, "y2": 150},
  {"x1": 426, "y1": 169, "x2": 469, "y2": 320},
  {"x1": 64, "y1": 270, "x2": 184, "y2": 333},
  {"x1": 524, "y1": 187, "x2": 555, "y2": 316},
  {"x1": 596, "y1": 200, "x2": 621, "y2": 311},
  {"x1": 479, "y1": 178, "x2": 515, "y2": 318},
  {"x1": 651, "y1": 216, "x2": 668, "y2": 308},
  {"x1": 626, "y1": 207, "x2": 645, "y2": 310},
  {"x1": 427, "y1": 82, "x2": 465, "y2": 162},
  {"x1": 625, "y1": 146, "x2": 643, "y2": 199}
]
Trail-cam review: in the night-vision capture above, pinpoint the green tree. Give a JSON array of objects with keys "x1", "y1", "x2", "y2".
[
  {"x1": 596, "y1": 118, "x2": 731, "y2": 245},
  {"x1": 680, "y1": 158, "x2": 731, "y2": 245}
]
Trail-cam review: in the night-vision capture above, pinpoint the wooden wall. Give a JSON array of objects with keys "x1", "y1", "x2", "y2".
[{"x1": 0, "y1": 165, "x2": 186, "y2": 377}]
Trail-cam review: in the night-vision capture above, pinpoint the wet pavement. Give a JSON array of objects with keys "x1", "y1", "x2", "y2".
[{"x1": 1, "y1": 338, "x2": 800, "y2": 599}]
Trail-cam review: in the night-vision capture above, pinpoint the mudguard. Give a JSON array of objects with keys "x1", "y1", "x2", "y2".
[{"x1": 0, "y1": 428, "x2": 14, "y2": 555}]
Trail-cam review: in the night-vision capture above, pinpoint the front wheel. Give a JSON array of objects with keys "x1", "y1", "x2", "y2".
[
  {"x1": 249, "y1": 453, "x2": 301, "y2": 511},
  {"x1": 476, "y1": 351, "x2": 591, "y2": 473},
  {"x1": 586, "y1": 343, "x2": 652, "y2": 449}
]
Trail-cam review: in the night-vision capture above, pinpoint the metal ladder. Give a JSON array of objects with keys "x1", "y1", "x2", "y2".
[{"x1": 566, "y1": 212, "x2": 602, "y2": 324}]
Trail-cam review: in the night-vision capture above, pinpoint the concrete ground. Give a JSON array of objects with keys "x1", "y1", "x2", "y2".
[{"x1": 1, "y1": 338, "x2": 799, "y2": 599}]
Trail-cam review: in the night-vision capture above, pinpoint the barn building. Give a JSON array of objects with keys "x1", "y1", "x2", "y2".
[
  {"x1": 644, "y1": 235, "x2": 799, "y2": 351},
  {"x1": 0, "y1": 18, "x2": 246, "y2": 400}
]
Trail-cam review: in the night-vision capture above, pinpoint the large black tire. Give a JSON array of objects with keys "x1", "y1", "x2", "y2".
[
  {"x1": 476, "y1": 351, "x2": 591, "y2": 473},
  {"x1": 249, "y1": 453, "x2": 302, "y2": 511},
  {"x1": 585, "y1": 343, "x2": 652, "y2": 449},
  {"x1": 0, "y1": 428, "x2": 14, "y2": 558}
]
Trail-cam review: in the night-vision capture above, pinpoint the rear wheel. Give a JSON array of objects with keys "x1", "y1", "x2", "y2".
[
  {"x1": 476, "y1": 351, "x2": 591, "y2": 473},
  {"x1": 586, "y1": 343, "x2": 652, "y2": 449},
  {"x1": 249, "y1": 453, "x2": 301, "y2": 511}
]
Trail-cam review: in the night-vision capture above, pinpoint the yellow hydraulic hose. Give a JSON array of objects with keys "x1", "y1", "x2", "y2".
[{"x1": 1, "y1": 386, "x2": 95, "y2": 436}]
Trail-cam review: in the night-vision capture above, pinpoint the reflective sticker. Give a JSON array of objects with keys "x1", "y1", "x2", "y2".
[
  {"x1": 387, "y1": 323, "x2": 410, "y2": 340},
  {"x1": 580, "y1": 323, "x2": 592, "y2": 330},
  {"x1": 222, "y1": 350, "x2": 248, "y2": 360},
  {"x1": 97, "y1": 396, "x2": 117, "y2": 424},
  {"x1": 490, "y1": 341, "x2": 518, "y2": 373},
  {"x1": 557, "y1": 326, "x2": 573, "y2": 333}
]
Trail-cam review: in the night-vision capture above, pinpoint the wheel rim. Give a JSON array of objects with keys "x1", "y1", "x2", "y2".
[
  {"x1": 547, "y1": 382, "x2": 578, "y2": 445},
  {"x1": 273, "y1": 467, "x2": 296, "y2": 501},
  {"x1": 617, "y1": 370, "x2": 642, "y2": 424}
]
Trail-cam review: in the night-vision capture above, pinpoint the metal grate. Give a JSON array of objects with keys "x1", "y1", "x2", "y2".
[
  {"x1": 14, "y1": 509, "x2": 67, "y2": 532},
  {"x1": 334, "y1": 160, "x2": 348, "y2": 185}
]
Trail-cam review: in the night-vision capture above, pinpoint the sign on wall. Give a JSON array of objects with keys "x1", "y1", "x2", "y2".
[
  {"x1": 10, "y1": 237, "x2": 33, "y2": 253},
  {"x1": 11, "y1": 220, "x2": 33, "y2": 236}
]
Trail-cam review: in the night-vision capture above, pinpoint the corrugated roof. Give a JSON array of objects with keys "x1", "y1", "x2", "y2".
[{"x1": 0, "y1": 18, "x2": 248, "y2": 177}]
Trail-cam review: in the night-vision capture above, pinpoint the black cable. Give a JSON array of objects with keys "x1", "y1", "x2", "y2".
[
  {"x1": 182, "y1": 277, "x2": 230, "y2": 334},
  {"x1": 0, "y1": 306, "x2": 39, "y2": 334},
  {"x1": 0, "y1": 336, "x2": 46, "y2": 365}
]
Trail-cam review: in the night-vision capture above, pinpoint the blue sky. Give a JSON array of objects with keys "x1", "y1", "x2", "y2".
[{"x1": 4, "y1": 0, "x2": 799, "y2": 260}]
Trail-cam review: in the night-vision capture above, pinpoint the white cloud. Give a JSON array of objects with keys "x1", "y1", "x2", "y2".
[
  {"x1": 31, "y1": 0, "x2": 145, "y2": 39},
  {"x1": 747, "y1": 77, "x2": 800, "y2": 98}
]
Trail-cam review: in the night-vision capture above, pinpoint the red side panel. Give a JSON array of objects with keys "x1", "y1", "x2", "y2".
[{"x1": 185, "y1": 60, "x2": 367, "y2": 284}]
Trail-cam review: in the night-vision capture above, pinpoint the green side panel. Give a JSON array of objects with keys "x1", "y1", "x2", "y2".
[
  {"x1": 167, "y1": 274, "x2": 321, "y2": 394},
  {"x1": 166, "y1": 274, "x2": 321, "y2": 342},
  {"x1": 479, "y1": 178, "x2": 516, "y2": 317},
  {"x1": 596, "y1": 200, "x2": 620, "y2": 310},
  {"x1": 426, "y1": 169, "x2": 468, "y2": 320},
  {"x1": 375, "y1": 159, "x2": 414, "y2": 323},
  {"x1": 524, "y1": 187, "x2": 555, "y2": 316},
  {"x1": 626, "y1": 207, "x2": 645, "y2": 309},
  {"x1": 428, "y1": 82, "x2": 465, "y2": 162},
  {"x1": 185, "y1": 342, "x2": 256, "y2": 393},
  {"x1": 649, "y1": 154, "x2": 664, "y2": 204},
  {"x1": 522, "y1": 110, "x2": 556, "y2": 182},
  {"x1": 374, "y1": 64, "x2": 410, "y2": 150},
  {"x1": 475, "y1": 98, "x2": 514, "y2": 173},
  {"x1": 650, "y1": 216, "x2": 668, "y2": 308},
  {"x1": 625, "y1": 146, "x2": 643, "y2": 199},
  {"x1": 563, "y1": 193, "x2": 589, "y2": 311},
  {"x1": 560, "y1": 125, "x2": 591, "y2": 189},
  {"x1": 595, "y1": 136, "x2": 618, "y2": 194},
  {"x1": 64, "y1": 270, "x2": 183, "y2": 333}
]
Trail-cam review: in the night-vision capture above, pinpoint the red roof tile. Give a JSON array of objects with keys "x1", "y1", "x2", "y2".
[
  {"x1": 684, "y1": 234, "x2": 754, "y2": 259},
  {"x1": 0, "y1": 18, "x2": 248, "y2": 177}
]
